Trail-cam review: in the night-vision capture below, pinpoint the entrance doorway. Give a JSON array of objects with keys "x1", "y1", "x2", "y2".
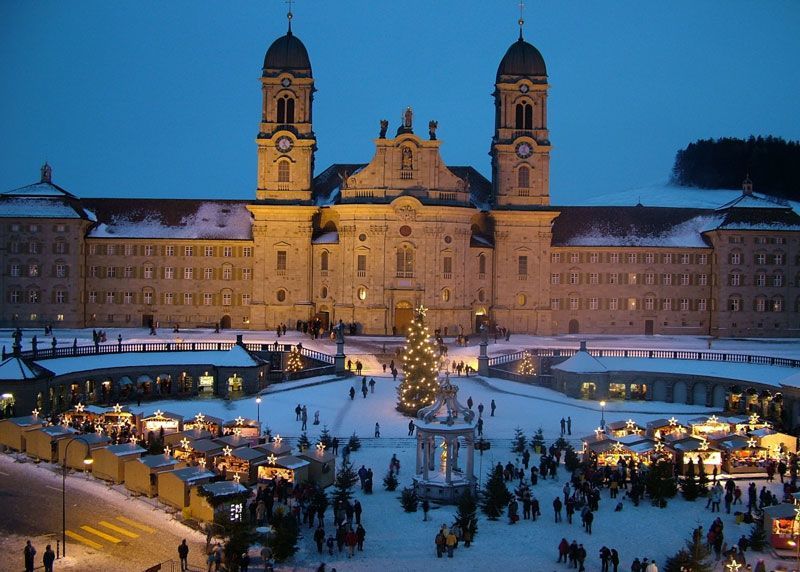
[
  {"x1": 142, "y1": 314, "x2": 153, "y2": 328},
  {"x1": 394, "y1": 301, "x2": 413, "y2": 336},
  {"x1": 645, "y1": 320, "x2": 654, "y2": 335},
  {"x1": 315, "y1": 311, "x2": 330, "y2": 331},
  {"x1": 220, "y1": 315, "x2": 231, "y2": 330},
  {"x1": 568, "y1": 319, "x2": 580, "y2": 334},
  {"x1": 475, "y1": 312, "x2": 489, "y2": 333}
]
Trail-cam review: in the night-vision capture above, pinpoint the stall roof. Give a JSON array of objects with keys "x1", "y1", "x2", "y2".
[
  {"x1": 189, "y1": 439, "x2": 225, "y2": 454},
  {"x1": 3, "y1": 415, "x2": 45, "y2": 428},
  {"x1": 199, "y1": 481, "x2": 249, "y2": 498},
  {"x1": 223, "y1": 418, "x2": 259, "y2": 428},
  {"x1": 763, "y1": 503, "x2": 798, "y2": 520},
  {"x1": 616, "y1": 434, "x2": 649, "y2": 446},
  {"x1": 269, "y1": 455, "x2": 310, "y2": 470},
  {"x1": 607, "y1": 420, "x2": 643, "y2": 432},
  {"x1": 185, "y1": 415, "x2": 224, "y2": 427},
  {"x1": 175, "y1": 429, "x2": 213, "y2": 442},
  {"x1": 230, "y1": 446, "x2": 268, "y2": 462},
  {"x1": 255, "y1": 442, "x2": 293, "y2": 457},
  {"x1": 716, "y1": 435, "x2": 761, "y2": 451},
  {"x1": 214, "y1": 435, "x2": 252, "y2": 449},
  {"x1": 65, "y1": 433, "x2": 111, "y2": 446},
  {"x1": 168, "y1": 466, "x2": 216, "y2": 483},
  {"x1": 143, "y1": 411, "x2": 184, "y2": 421},
  {"x1": 298, "y1": 449, "x2": 336, "y2": 463},
  {"x1": 39, "y1": 425, "x2": 77, "y2": 438},
  {"x1": 103, "y1": 443, "x2": 146, "y2": 457},
  {"x1": 670, "y1": 437, "x2": 717, "y2": 452},
  {"x1": 138, "y1": 454, "x2": 181, "y2": 469}
]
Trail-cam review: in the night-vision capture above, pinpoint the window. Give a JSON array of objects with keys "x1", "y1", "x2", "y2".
[
  {"x1": 645, "y1": 253, "x2": 654, "y2": 264},
  {"x1": 662, "y1": 273, "x2": 672, "y2": 286},
  {"x1": 729, "y1": 272, "x2": 741, "y2": 287},
  {"x1": 729, "y1": 236, "x2": 743, "y2": 244},
  {"x1": 478, "y1": 253, "x2": 486, "y2": 276},
  {"x1": 184, "y1": 267, "x2": 194, "y2": 280},
  {"x1": 357, "y1": 254, "x2": 367, "y2": 277},
  {"x1": 728, "y1": 296, "x2": 741, "y2": 312},
  {"x1": 590, "y1": 252, "x2": 599, "y2": 264},
  {"x1": 609, "y1": 298, "x2": 619, "y2": 311},
  {"x1": 478, "y1": 289, "x2": 485, "y2": 302},
  {"x1": 550, "y1": 273, "x2": 560, "y2": 285},
  {"x1": 276, "y1": 95, "x2": 295, "y2": 123},
  {"x1": 26, "y1": 289, "x2": 39, "y2": 303},
  {"x1": 627, "y1": 253, "x2": 637, "y2": 264},
  {"x1": 442, "y1": 289, "x2": 451, "y2": 302},
  {"x1": 242, "y1": 268, "x2": 252, "y2": 280},
  {"x1": 164, "y1": 292, "x2": 174, "y2": 305},
  {"x1": 10, "y1": 241, "x2": 19, "y2": 254},
  {"x1": 698, "y1": 274, "x2": 708, "y2": 286},
  {"x1": 551, "y1": 253, "x2": 561, "y2": 264},
  {"x1": 396, "y1": 246, "x2": 414, "y2": 278},
  {"x1": 756, "y1": 253, "x2": 767, "y2": 265},
  {"x1": 55, "y1": 290, "x2": 67, "y2": 304},
  {"x1": 443, "y1": 256, "x2": 452, "y2": 279},
  {"x1": 10, "y1": 264, "x2": 20, "y2": 277},
  {"x1": 358, "y1": 286, "x2": 367, "y2": 301},
  {"x1": 644, "y1": 296, "x2": 655, "y2": 311},
  {"x1": 222, "y1": 265, "x2": 232, "y2": 280},
  {"x1": 514, "y1": 102, "x2": 533, "y2": 130},
  {"x1": 55, "y1": 263, "x2": 66, "y2": 278},
  {"x1": 278, "y1": 160, "x2": 290, "y2": 183},
  {"x1": 28, "y1": 264, "x2": 39, "y2": 277},
  {"x1": 773, "y1": 296, "x2": 784, "y2": 312},
  {"x1": 680, "y1": 298, "x2": 690, "y2": 312},
  {"x1": 589, "y1": 273, "x2": 599, "y2": 285},
  {"x1": 662, "y1": 298, "x2": 672, "y2": 311},
  {"x1": 516, "y1": 293, "x2": 527, "y2": 306},
  {"x1": 645, "y1": 272, "x2": 655, "y2": 285},
  {"x1": 107, "y1": 245, "x2": 116, "y2": 256},
  {"x1": 204, "y1": 293, "x2": 213, "y2": 306},
  {"x1": 242, "y1": 293, "x2": 251, "y2": 305},
  {"x1": 165, "y1": 267, "x2": 174, "y2": 279},
  {"x1": 569, "y1": 272, "x2": 579, "y2": 285},
  {"x1": 204, "y1": 268, "x2": 213, "y2": 280},
  {"x1": 773, "y1": 272, "x2": 784, "y2": 287},
  {"x1": 730, "y1": 251, "x2": 741, "y2": 265},
  {"x1": 54, "y1": 241, "x2": 66, "y2": 254},
  {"x1": 518, "y1": 256, "x2": 528, "y2": 277},
  {"x1": 10, "y1": 290, "x2": 20, "y2": 303},
  {"x1": 124, "y1": 292, "x2": 133, "y2": 304},
  {"x1": 628, "y1": 298, "x2": 637, "y2": 310},
  {"x1": 680, "y1": 273, "x2": 690, "y2": 286},
  {"x1": 608, "y1": 273, "x2": 618, "y2": 285},
  {"x1": 143, "y1": 290, "x2": 153, "y2": 305},
  {"x1": 774, "y1": 253, "x2": 785, "y2": 265},
  {"x1": 550, "y1": 298, "x2": 560, "y2": 311},
  {"x1": 90, "y1": 266, "x2": 99, "y2": 278},
  {"x1": 143, "y1": 265, "x2": 154, "y2": 279},
  {"x1": 184, "y1": 293, "x2": 193, "y2": 305},
  {"x1": 321, "y1": 286, "x2": 328, "y2": 299},
  {"x1": 569, "y1": 297, "x2": 579, "y2": 310},
  {"x1": 204, "y1": 246, "x2": 214, "y2": 257},
  {"x1": 628, "y1": 273, "x2": 638, "y2": 285},
  {"x1": 29, "y1": 224, "x2": 39, "y2": 232},
  {"x1": 144, "y1": 245, "x2": 154, "y2": 256},
  {"x1": 662, "y1": 253, "x2": 672, "y2": 264},
  {"x1": 184, "y1": 246, "x2": 194, "y2": 257},
  {"x1": 680, "y1": 254, "x2": 690, "y2": 264},
  {"x1": 755, "y1": 297, "x2": 767, "y2": 312},
  {"x1": 277, "y1": 251, "x2": 287, "y2": 274},
  {"x1": 517, "y1": 166, "x2": 530, "y2": 188},
  {"x1": 223, "y1": 246, "x2": 232, "y2": 257},
  {"x1": 698, "y1": 254, "x2": 708, "y2": 265},
  {"x1": 29, "y1": 241, "x2": 39, "y2": 254},
  {"x1": 698, "y1": 299, "x2": 707, "y2": 311},
  {"x1": 89, "y1": 291, "x2": 97, "y2": 303},
  {"x1": 124, "y1": 266, "x2": 133, "y2": 278},
  {"x1": 588, "y1": 297, "x2": 598, "y2": 310},
  {"x1": 107, "y1": 266, "x2": 116, "y2": 278},
  {"x1": 124, "y1": 244, "x2": 133, "y2": 256},
  {"x1": 243, "y1": 247, "x2": 252, "y2": 257},
  {"x1": 10, "y1": 223, "x2": 19, "y2": 232},
  {"x1": 166, "y1": 246, "x2": 175, "y2": 256},
  {"x1": 106, "y1": 292, "x2": 115, "y2": 304},
  {"x1": 570, "y1": 253, "x2": 579, "y2": 263},
  {"x1": 609, "y1": 253, "x2": 620, "y2": 264},
  {"x1": 756, "y1": 273, "x2": 766, "y2": 287},
  {"x1": 321, "y1": 251, "x2": 329, "y2": 272}
]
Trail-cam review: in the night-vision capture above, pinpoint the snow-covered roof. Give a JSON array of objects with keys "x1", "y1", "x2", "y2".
[
  {"x1": 1, "y1": 179, "x2": 96, "y2": 220},
  {"x1": 38, "y1": 425, "x2": 76, "y2": 438},
  {"x1": 83, "y1": 199, "x2": 252, "y2": 240},
  {"x1": 34, "y1": 345, "x2": 261, "y2": 376},
  {"x1": 0, "y1": 356, "x2": 45, "y2": 380},
  {"x1": 199, "y1": 481, "x2": 249, "y2": 498},
  {"x1": 102, "y1": 443, "x2": 146, "y2": 457},
  {"x1": 230, "y1": 446, "x2": 267, "y2": 461},
  {"x1": 312, "y1": 231, "x2": 339, "y2": 244},
  {"x1": 2, "y1": 415, "x2": 44, "y2": 428},
  {"x1": 137, "y1": 454, "x2": 181, "y2": 469},
  {"x1": 269, "y1": 454, "x2": 310, "y2": 470},
  {"x1": 167, "y1": 466, "x2": 215, "y2": 483},
  {"x1": 551, "y1": 350, "x2": 607, "y2": 373},
  {"x1": 188, "y1": 439, "x2": 224, "y2": 453}
]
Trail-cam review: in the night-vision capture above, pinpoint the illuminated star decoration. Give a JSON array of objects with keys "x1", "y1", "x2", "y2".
[
  {"x1": 274, "y1": 434, "x2": 283, "y2": 446},
  {"x1": 725, "y1": 560, "x2": 741, "y2": 572},
  {"x1": 163, "y1": 445, "x2": 172, "y2": 456},
  {"x1": 316, "y1": 441, "x2": 326, "y2": 453},
  {"x1": 416, "y1": 304, "x2": 428, "y2": 317},
  {"x1": 96, "y1": 426, "x2": 104, "y2": 435},
  {"x1": 698, "y1": 438, "x2": 709, "y2": 451},
  {"x1": 594, "y1": 427, "x2": 605, "y2": 436},
  {"x1": 32, "y1": 408, "x2": 40, "y2": 418},
  {"x1": 749, "y1": 413, "x2": 760, "y2": 425},
  {"x1": 222, "y1": 446, "x2": 233, "y2": 457},
  {"x1": 654, "y1": 441, "x2": 665, "y2": 453},
  {"x1": 708, "y1": 415, "x2": 719, "y2": 424},
  {"x1": 625, "y1": 419, "x2": 635, "y2": 430},
  {"x1": 75, "y1": 403, "x2": 85, "y2": 413},
  {"x1": 112, "y1": 403, "x2": 123, "y2": 413},
  {"x1": 235, "y1": 416, "x2": 245, "y2": 426},
  {"x1": 747, "y1": 438, "x2": 758, "y2": 449},
  {"x1": 612, "y1": 442, "x2": 624, "y2": 453},
  {"x1": 195, "y1": 412, "x2": 206, "y2": 423},
  {"x1": 153, "y1": 409, "x2": 164, "y2": 418},
  {"x1": 268, "y1": 454, "x2": 277, "y2": 465},
  {"x1": 180, "y1": 438, "x2": 191, "y2": 450},
  {"x1": 233, "y1": 473, "x2": 241, "y2": 483},
  {"x1": 198, "y1": 458, "x2": 206, "y2": 468},
  {"x1": 668, "y1": 417, "x2": 678, "y2": 427},
  {"x1": 130, "y1": 435, "x2": 139, "y2": 444},
  {"x1": 233, "y1": 428, "x2": 242, "y2": 437}
]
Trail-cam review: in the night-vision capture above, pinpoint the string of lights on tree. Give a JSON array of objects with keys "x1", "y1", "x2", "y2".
[{"x1": 396, "y1": 305, "x2": 440, "y2": 415}]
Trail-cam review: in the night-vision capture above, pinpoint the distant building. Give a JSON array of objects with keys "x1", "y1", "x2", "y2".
[{"x1": 3, "y1": 24, "x2": 799, "y2": 337}]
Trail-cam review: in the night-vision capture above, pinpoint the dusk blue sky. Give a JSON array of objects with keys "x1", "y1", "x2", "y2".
[{"x1": 1, "y1": 1, "x2": 798, "y2": 205}]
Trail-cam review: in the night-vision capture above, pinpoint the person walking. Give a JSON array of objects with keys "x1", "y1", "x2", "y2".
[
  {"x1": 345, "y1": 527, "x2": 357, "y2": 558},
  {"x1": 553, "y1": 496, "x2": 563, "y2": 522},
  {"x1": 422, "y1": 498, "x2": 430, "y2": 521},
  {"x1": 369, "y1": 378, "x2": 376, "y2": 393},
  {"x1": 354, "y1": 500, "x2": 363, "y2": 525},
  {"x1": 42, "y1": 544, "x2": 55, "y2": 572},
  {"x1": 314, "y1": 526, "x2": 326, "y2": 553},
  {"x1": 558, "y1": 538, "x2": 569, "y2": 563},
  {"x1": 374, "y1": 422, "x2": 381, "y2": 438},
  {"x1": 301, "y1": 407, "x2": 308, "y2": 431},
  {"x1": 477, "y1": 403, "x2": 484, "y2": 417},
  {"x1": 178, "y1": 539, "x2": 189, "y2": 571},
  {"x1": 610, "y1": 548, "x2": 620, "y2": 572},
  {"x1": 24, "y1": 540, "x2": 36, "y2": 572},
  {"x1": 446, "y1": 529, "x2": 457, "y2": 557},
  {"x1": 435, "y1": 530, "x2": 445, "y2": 558},
  {"x1": 356, "y1": 523, "x2": 366, "y2": 551},
  {"x1": 349, "y1": 386, "x2": 356, "y2": 400}
]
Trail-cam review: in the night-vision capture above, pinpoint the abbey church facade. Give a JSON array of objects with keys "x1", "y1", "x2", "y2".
[{"x1": 3, "y1": 25, "x2": 800, "y2": 338}]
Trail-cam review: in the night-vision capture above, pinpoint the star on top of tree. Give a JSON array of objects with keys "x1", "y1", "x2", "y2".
[
  {"x1": 75, "y1": 403, "x2": 85, "y2": 413},
  {"x1": 415, "y1": 304, "x2": 428, "y2": 317},
  {"x1": 112, "y1": 403, "x2": 123, "y2": 413},
  {"x1": 222, "y1": 446, "x2": 233, "y2": 457}
]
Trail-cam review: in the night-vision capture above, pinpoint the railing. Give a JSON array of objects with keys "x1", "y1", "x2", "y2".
[{"x1": 487, "y1": 347, "x2": 800, "y2": 369}]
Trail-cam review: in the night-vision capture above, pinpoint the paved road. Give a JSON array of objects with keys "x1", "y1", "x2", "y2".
[{"x1": 0, "y1": 455, "x2": 207, "y2": 571}]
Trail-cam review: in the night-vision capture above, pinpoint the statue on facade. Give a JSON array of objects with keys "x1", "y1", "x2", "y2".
[
  {"x1": 401, "y1": 146, "x2": 413, "y2": 170},
  {"x1": 12, "y1": 328, "x2": 22, "y2": 353},
  {"x1": 379, "y1": 119, "x2": 388, "y2": 138},
  {"x1": 428, "y1": 120, "x2": 438, "y2": 140},
  {"x1": 403, "y1": 106, "x2": 413, "y2": 130}
]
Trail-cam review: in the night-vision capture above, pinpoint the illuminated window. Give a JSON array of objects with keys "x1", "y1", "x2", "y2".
[
  {"x1": 517, "y1": 293, "x2": 527, "y2": 306},
  {"x1": 357, "y1": 286, "x2": 367, "y2": 301},
  {"x1": 396, "y1": 246, "x2": 414, "y2": 278},
  {"x1": 276, "y1": 289, "x2": 286, "y2": 302},
  {"x1": 442, "y1": 289, "x2": 450, "y2": 302}
]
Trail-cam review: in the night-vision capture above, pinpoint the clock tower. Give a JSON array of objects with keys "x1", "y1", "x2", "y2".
[
  {"x1": 490, "y1": 25, "x2": 550, "y2": 207},
  {"x1": 256, "y1": 15, "x2": 316, "y2": 201}
]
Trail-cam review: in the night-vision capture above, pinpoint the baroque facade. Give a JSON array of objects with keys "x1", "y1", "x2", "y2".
[{"x1": 2, "y1": 24, "x2": 800, "y2": 337}]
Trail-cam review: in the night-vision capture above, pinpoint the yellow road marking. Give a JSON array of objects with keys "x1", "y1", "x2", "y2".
[
  {"x1": 99, "y1": 521, "x2": 139, "y2": 538},
  {"x1": 65, "y1": 530, "x2": 103, "y2": 550},
  {"x1": 80, "y1": 525, "x2": 121, "y2": 543},
  {"x1": 116, "y1": 515, "x2": 156, "y2": 533}
]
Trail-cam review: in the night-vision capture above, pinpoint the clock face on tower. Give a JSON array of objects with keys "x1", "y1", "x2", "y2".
[
  {"x1": 515, "y1": 142, "x2": 533, "y2": 159},
  {"x1": 276, "y1": 136, "x2": 293, "y2": 153}
]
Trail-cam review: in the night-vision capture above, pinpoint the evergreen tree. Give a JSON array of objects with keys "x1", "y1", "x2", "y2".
[
  {"x1": 400, "y1": 487, "x2": 418, "y2": 512},
  {"x1": 285, "y1": 346, "x2": 304, "y2": 376},
  {"x1": 481, "y1": 463, "x2": 512, "y2": 520},
  {"x1": 646, "y1": 459, "x2": 677, "y2": 508},
  {"x1": 749, "y1": 522, "x2": 767, "y2": 551},
  {"x1": 347, "y1": 432, "x2": 361, "y2": 452},
  {"x1": 663, "y1": 527, "x2": 713, "y2": 572},
  {"x1": 309, "y1": 486, "x2": 329, "y2": 523},
  {"x1": 697, "y1": 461, "x2": 710, "y2": 496},
  {"x1": 318, "y1": 425, "x2": 333, "y2": 449},
  {"x1": 554, "y1": 436, "x2": 569, "y2": 451},
  {"x1": 563, "y1": 444, "x2": 582, "y2": 472},
  {"x1": 455, "y1": 488, "x2": 479, "y2": 539},
  {"x1": 511, "y1": 427, "x2": 528, "y2": 454},
  {"x1": 296, "y1": 432, "x2": 311, "y2": 453},
  {"x1": 332, "y1": 458, "x2": 359, "y2": 505},
  {"x1": 268, "y1": 508, "x2": 300, "y2": 562},
  {"x1": 396, "y1": 306, "x2": 440, "y2": 415},
  {"x1": 530, "y1": 427, "x2": 545, "y2": 453},
  {"x1": 517, "y1": 351, "x2": 536, "y2": 375},
  {"x1": 383, "y1": 469, "x2": 399, "y2": 491},
  {"x1": 680, "y1": 459, "x2": 700, "y2": 501}
]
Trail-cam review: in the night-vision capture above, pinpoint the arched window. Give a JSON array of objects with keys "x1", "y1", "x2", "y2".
[
  {"x1": 320, "y1": 251, "x2": 329, "y2": 271},
  {"x1": 278, "y1": 160, "x2": 290, "y2": 183},
  {"x1": 286, "y1": 97, "x2": 295, "y2": 123},
  {"x1": 728, "y1": 295, "x2": 742, "y2": 312},
  {"x1": 442, "y1": 288, "x2": 450, "y2": 302},
  {"x1": 525, "y1": 104, "x2": 533, "y2": 129},
  {"x1": 277, "y1": 97, "x2": 285, "y2": 123},
  {"x1": 515, "y1": 102, "x2": 533, "y2": 129},
  {"x1": 773, "y1": 296, "x2": 784, "y2": 312},
  {"x1": 478, "y1": 253, "x2": 486, "y2": 275},
  {"x1": 518, "y1": 166, "x2": 530, "y2": 188},
  {"x1": 357, "y1": 286, "x2": 368, "y2": 301},
  {"x1": 515, "y1": 104, "x2": 524, "y2": 129},
  {"x1": 396, "y1": 246, "x2": 414, "y2": 278},
  {"x1": 277, "y1": 95, "x2": 295, "y2": 124}
]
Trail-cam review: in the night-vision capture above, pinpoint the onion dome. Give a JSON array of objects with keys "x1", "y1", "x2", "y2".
[
  {"x1": 262, "y1": 29, "x2": 312, "y2": 76},
  {"x1": 496, "y1": 37, "x2": 547, "y2": 80}
]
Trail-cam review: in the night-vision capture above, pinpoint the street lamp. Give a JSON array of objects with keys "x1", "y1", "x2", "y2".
[
  {"x1": 62, "y1": 436, "x2": 94, "y2": 557},
  {"x1": 600, "y1": 400, "x2": 606, "y2": 429},
  {"x1": 255, "y1": 396, "x2": 262, "y2": 430}
]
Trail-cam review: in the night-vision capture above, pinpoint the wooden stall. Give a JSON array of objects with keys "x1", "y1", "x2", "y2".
[
  {"x1": 717, "y1": 435, "x2": 769, "y2": 474},
  {"x1": 689, "y1": 415, "x2": 732, "y2": 440},
  {"x1": 646, "y1": 418, "x2": 690, "y2": 441},
  {"x1": 164, "y1": 428, "x2": 213, "y2": 448},
  {"x1": 183, "y1": 413, "x2": 224, "y2": 436},
  {"x1": 173, "y1": 438, "x2": 224, "y2": 467},
  {"x1": 91, "y1": 443, "x2": 146, "y2": 483},
  {"x1": 671, "y1": 436, "x2": 721, "y2": 476},
  {"x1": 125, "y1": 454, "x2": 183, "y2": 497},
  {"x1": 298, "y1": 448, "x2": 336, "y2": 488},
  {"x1": 58, "y1": 433, "x2": 112, "y2": 470},
  {"x1": 749, "y1": 428, "x2": 797, "y2": 457},
  {"x1": 764, "y1": 503, "x2": 800, "y2": 550},
  {"x1": 222, "y1": 418, "x2": 261, "y2": 442},
  {"x1": 254, "y1": 440, "x2": 293, "y2": 459},
  {"x1": 25, "y1": 425, "x2": 76, "y2": 462},
  {"x1": 0, "y1": 415, "x2": 46, "y2": 452},
  {"x1": 213, "y1": 434, "x2": 253, "y2": 450},
  {"x1": 140, "y1": 410, "x2": 183, "y2": 436},
  {"x1": 606, "y1": 420, "x2": 644, "y2": 439},
  {"x1": 188, "y1": 481, "x2": 251, "y2": 524},
  {"x1": 157, "y1": 466, "x2": 216, "y2": 509},
  {"x1": 215, "y1": 446, "x2": 269, "y2": 486},
  {"x1": 256, "y1": 454, "x2": 310, "y2": 485}
]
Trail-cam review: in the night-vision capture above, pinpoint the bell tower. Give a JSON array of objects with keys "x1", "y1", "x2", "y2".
[
  {"x1": 256, "y1": 11, "x2": 316, "y2": 201},
  {"x1": 490, "y1": 17, "x2": 550, "y2": 207}
]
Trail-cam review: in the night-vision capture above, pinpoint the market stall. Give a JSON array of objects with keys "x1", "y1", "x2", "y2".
[
  {"x1": 25, "y1": 425, "x2": 76, "y2": 462},
  {"x1": 58, "y1": 433, "x2": 111, "y2": 470},
  {"x1": 606, "y1": 420, "x2": 644, "y2": 438},
  {"x1": 222, "y1": 417, "x2": 261, "y2": 441},
  {"x1": 172, "y1": 437, "x2": 224, "y2": 467},
  {"x1": 157, "y1": 466, "x2": 216, "y2": 509},
  {"x1": 298, "y1": 447, "x2": 336, "y2": 488},
  {"x1": 62, "y1": 404, "x2": 108, "y2": 429},
  {"x1": 213, "y1": 434, "x2": 252, "y2": 450},
  {"x1": 215, "y1": 446, "x2": 269, "y2": 485},
  {"x1": 764, "y1": 503, "x2": 800, "y2": 550},
  {"x1": 140, "y1": 410, "x2": 183, "y2": 436},
  {"x1": 164, "y1": 428, "x2": 213, "y2": 448},
  {"x1": 91, "y1": 443, "x2": 146, "y2": 483},
  {"x1": 188, "y1": 481, "x2": 252, "y2": 524},
  {"x1": 124, "y1": 454, "x2": 183, "y2": 497},
  {"x1": 749, "y1": 428, "x2": 796, "y2": 457},
  {"x1": 254, "y1": 440, "x2": 293, "y2": 459},
  {"x1": 0, "y1": 414, "x2": 46, "y2": 452},
  {"x1": 670, "y1": 436, "x2": 722, "y2": 476},
  {"x1": 717, "y1": 435, "x2": 769, "y2": 474},
  {"x1": 183, "y1": 413, "x2": 224, "y2": 436},
  {"x1": 256, "y1": 454, "x2": 310, "y2": 484},
  {"x1": 689, "y1": 415, "x2": 732, "y2": 440},
  {"x1": 646, "y1": 418, "x2": 690, "y2": 440}
]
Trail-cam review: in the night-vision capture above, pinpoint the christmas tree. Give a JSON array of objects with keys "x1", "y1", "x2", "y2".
[
  {"x1": 309, "y1": 486, "x2": 329, "y2": 524},
  {"x1": 268, "y1": 508, "x2": 300, "y2": 562},
  {"x1": 396, "y1": 306, "x2": 440, "y2": 415},
  {"x1": 517, "y1": 351, "x2": 536, "y2": 375},
  {"x1": 564, "y1": 444, "x2": 582, "y2": 472},
  {"x1": 400, "y1": 487, "x2": 419, "y2": 512},
  {"x1": 645, "y1": 458, "x2": 677, "y2": 508},
  {"x1": 455, "y1": 488, "x2": 479, "y2": 539},
  {"x1": 697, "y1": 461, "x2": 709, "y2": 496},
  {"x1": 481, "y1": 463, "x2": 512, "y2": 520},
  {"x1": 749, "y1": 522, "x2": 767, "y2": 551},
  {"x1": 511, "y1": 427, "x2": 528, "y2": 454},
  {"x1": 530, "y1": 427, "x2": 545, "y2": 453},
  {"x1": 296, "y1": 432, "x2": 311, "y2": 453},
  {"x1": 332, "y1": 458, "x2": 359, "y2": 505},
  {"x1": 318, "y1": 425, "x2": 333, "y2": 449},
  {"x1": 285, "y1": 347, "x2": 303, "y2": 376},
  {"x1": 348, "y1": 432, "x2": 361, "y2": 452},
  {"x1": 383, "y1": 469, "x2": 399, "y2": 491},
  {"x1": 663, "y1": 528, "x2": 713, "y2": 572},
  {"x1": 680, "y1": 459, "x2": 701, "y2": 501}
]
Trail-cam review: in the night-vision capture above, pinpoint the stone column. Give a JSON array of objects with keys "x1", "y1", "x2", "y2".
[
  {"x1": 452, "y1": 435, "x2": 459, "y2": 472},
  {"x1": 445, "y1": 436, "x2": 453, "y2": 484},
  {"x1": 465, "y1": 433, "x2": 475, "y2": 483},
  {"x1": 423, "y1": 435, "x2": 430, "y2": 480},
  {"x1": 416, "y1": 432, "x2": 423, "y2": 475},
  {"x1": 478, "y1": 341, "x2": 489, "y2": 376}
]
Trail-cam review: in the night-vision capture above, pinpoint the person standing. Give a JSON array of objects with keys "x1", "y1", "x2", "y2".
[
  {"x1": 369, "y1": 378, "x2": 376, "y2": 393},
  {"x1": 24, "y1": 540, "x2": 36, "y2": 572},
  {"x1": 408, "y1": 419, "x2": 415, "y2": 436},
  {"x1": 446, "y1": 529, "x2": 457, "y2": 557},
  {"x1": 301, "y1": 406, "x2": 308, "y2": 431},
  {"x1": 345, "y1": 527, "x2": 357, "y2": 558},
  {"x1": 42, "y1": 544, "x2": 55, "y2": 572},
  {"x1": 314, "y1": 526, "x2": 326, "y2": 553},
  {"x1": 353, "y1": 500, "x2": 362, "y2": 525},
  {"x1": 560, "y1": 417, "x2": 566, "y2": 436},
  {"x1": 490, "y1": 399, "x2": 496, "y2": 416},
  {"x1": 567, "y1": 416, "x2": 572, "y2": 435},
  {"x1": 477, "y1": 403, "x2": 484, "y2": 417},
  {"x1": 374, "y1": 422, "x2": 380, "y2": 438},
  {"x1": 178, "y1": 539, "x2": 189, "y2": 571},
  {"x1": 422, "y1": 499, "x2": 430, "y2": 521},
  {"x1": 356, "y1": 523, "x2": 366, "y2": 551},
  {"x1": 477, "y1": 417, "x2": 484, "y2": 437}
]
